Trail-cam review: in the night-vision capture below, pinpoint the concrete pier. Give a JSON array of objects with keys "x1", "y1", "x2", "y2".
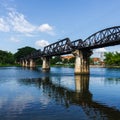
[
  {"x1": 29, "y1": 59, "x2": 36, "y2": 68},
  {"x1": 42, "y1": 57, "x2": 50, "y2": 71},
  {"x1": 21, "y1": 60, "x2": 25, "y2": 67},
  {"x1": 25, "y1": 60, "x2": 28, "y2": 67},
  {"x1": 21, "y1": 59, "x2": 36, "y2": 68},
  {"x1": 73, "y1": 50, "x2": 92, "y2": 74}
]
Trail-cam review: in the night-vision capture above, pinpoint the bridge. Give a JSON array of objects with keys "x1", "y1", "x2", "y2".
[{"x1": 20, "y1": 26, "x2": 120, "y2": 74}]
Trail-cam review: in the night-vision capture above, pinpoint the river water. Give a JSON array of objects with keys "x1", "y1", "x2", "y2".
[{"x1": 0, "y1": 67, "x2": 120, "y2": 120}]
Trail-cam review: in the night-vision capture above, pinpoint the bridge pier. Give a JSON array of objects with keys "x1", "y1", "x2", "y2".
[
  {"x1": 73, "y1": 50, "x2": 92, "y2": 75},
  {"x1": 21, "y1": 60, "x2": 25, "y2": 67},
  {"x1": 21, "y1": 59, "x2": 36, "y2": 68},
  {"x1": 24, "y1": 60, "x2": 29, "y2": 67},
  {"x1": 29, "y1": 59, "x2": 36, "y2": 68},
  {"x1": 42, "y1": 57, "x2": 50, "y2": 71}
]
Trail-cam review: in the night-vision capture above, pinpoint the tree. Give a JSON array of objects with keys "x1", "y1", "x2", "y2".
[
  {"x1": 104, "y1": 52, "x2": 120, "y2": 66},
  {"x1": 50, "y1": 56, "x2": 62, "y2": 65},
  {"x1": 0, "y1": 50, "x2": 14, "y2": 65},
  {"x1": 69, "y1": 57, "x2": 75, "y2": 63},
  {"x1": 14, "y1": 46, "x2": 36, "y2": 62},
  {"x1": 90, "y1": 58, "x2": 94, "y2": 65}
]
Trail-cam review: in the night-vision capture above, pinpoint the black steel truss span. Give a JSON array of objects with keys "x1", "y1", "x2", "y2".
[
  {"x1": 22, "y1": 26, "x2": 120, "y2": 59},
  {"x1": 81, "y1": 26, "x2": 120, "y2": 49},
  {"x1": 43, "y1": 38, "x2": 73, "y2": 56}
]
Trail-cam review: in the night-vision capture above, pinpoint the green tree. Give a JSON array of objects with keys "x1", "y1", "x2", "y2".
[
  {"x1": 0, "y1": 50, "x2": 14, "y2": 65},
  {"x1": 14, "y1": 46, "x2": 36, "y2": 62},
  {"x1": 50, "y1": 56, "x2": 62, "y2": 65},
  {"x1": 69, "y1": 57, "x2": 75, "y2": 63},
  {"x1": 90, "y1": 58, "x2": 94, "y2": 65},
  {"x1": 62, "y1": 58, "x2": 68, "y2": 64},
  {"x1": 104, "y1": 52, "x2": 120, "y2": 66}
]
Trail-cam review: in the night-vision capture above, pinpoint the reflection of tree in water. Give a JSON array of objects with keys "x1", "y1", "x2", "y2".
[
  {"x1": 105, "y1": 78, "x2": 120, "y2": 84},
  {"x1": 19, "y1": 75, "x2": 120, "y2": 120}
]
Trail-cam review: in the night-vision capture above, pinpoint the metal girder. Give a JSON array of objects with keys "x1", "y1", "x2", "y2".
[
  {"x1": 71, "y1": 39, "x2": 83, "y2": 50},
  {"x1": 21, "y1": 26, "x2": 120, "y2": 60},
  {"x1": 43, "y1": 38, "x2": 73, "y2": 56},
  {"x1": 80, "y1": 26, "x2": 120, "y2": 49}
]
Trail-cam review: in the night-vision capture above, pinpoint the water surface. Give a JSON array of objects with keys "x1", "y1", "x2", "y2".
[{"x1": 0, "y1": 67, "x2": 120, "y2": 120}]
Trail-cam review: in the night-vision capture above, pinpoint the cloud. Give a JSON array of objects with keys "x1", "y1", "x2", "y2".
[
  {"x1": 8, "y1": 9, "x2": 36, "y2": 34},
  {"x1": 38, "y1": 24, "x2": 53, "y2": 32},
  {"x1": 0, "y1": 7, "x2": 55, "y2": 36},
  {"x1": 35, "y1": 40, "x2": 49, "y2": 48},
  {"x1": 38, "y1": 23, "x2": 55, "y2": 35},
  {"x1": 10, "y1": 36, "x2": 20, "y2": 42},
  {"x1": 0, "y1": 18, "x2": 10, "y2": 32}
]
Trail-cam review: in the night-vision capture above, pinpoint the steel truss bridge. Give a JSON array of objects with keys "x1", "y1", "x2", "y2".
[
  {"x1": 21, "y1": 26, "x2": 120, "y2": 74},
  {"x1": 25, "y1": 26, "x2": 120, "y2": 59}
]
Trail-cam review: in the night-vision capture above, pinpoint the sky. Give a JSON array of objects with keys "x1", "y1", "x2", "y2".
[{"x1": 0, "y1": 0, "x2": 120, "y2": 56}]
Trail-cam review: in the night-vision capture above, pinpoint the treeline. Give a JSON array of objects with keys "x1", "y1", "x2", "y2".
[
  {"x1": 0, "y1": 46, "x2": 120, "y2": 67},
  {"x1": 0, "y1": 46, "x2": 36, "y2": 66},
  {"x1": 104, "y1": 52, "x2": 120, "y2": 66},
  {"x1": 0, "y1": 50, "x2": 14, "y2": 65}
]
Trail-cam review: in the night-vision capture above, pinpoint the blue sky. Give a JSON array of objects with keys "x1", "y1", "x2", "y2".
[{"x1": 0, "y1": 0, "x2": 120, "y2": 54}]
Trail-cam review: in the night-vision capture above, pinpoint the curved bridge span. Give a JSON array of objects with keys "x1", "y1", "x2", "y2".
[
  {"x1": 21, "y1": 26, "x2": 120, "y2": 74},
  {"x1": 73, "y1": 26, "x2": 120, "y2": 50}
]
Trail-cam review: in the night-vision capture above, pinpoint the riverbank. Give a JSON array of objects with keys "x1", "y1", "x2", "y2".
[
  {"x1": 0, "y1": 64, "x2": 21, "y2": 67},
  {"x1": 90, "y1": 65, "x2": 105, "y2": 68},
  {"x1": 90, "y1": 65, "x2": 120, "y2": 68},
  {"x1": 1, "y1": 64, "x2": 120, "y2": 68}
]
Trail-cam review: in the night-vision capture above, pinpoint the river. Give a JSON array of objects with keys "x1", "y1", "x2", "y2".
[{"x1": 0, "y1": 67, "x2": 120, "y2": 120}]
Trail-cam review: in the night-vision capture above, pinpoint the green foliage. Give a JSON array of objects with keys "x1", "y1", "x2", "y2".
[
  {"x1": 62, "y1": 58, "x2": 68, "y2": 64},
  {"x1": 50, "y1": 56, "x2": 75, "y2": 65},
  {"x1": 0, "y1": 50, "x2": 14, "y2": 65},
  {"x1": 69, "y1": 57, "x2": 75, "y2": 63},
  {"x1": 35, "y1": 59, "x2": 42, "y2": 65},
  {"x1": 90, "y1": 58, "x2": 94, "y2": 65},
  {"x1": 50, "y1": 56, "x2": 62, "y2": 65},
  {"x1": 14, "y1": 46, "x2": 36, "y2": 62},
  {"x1": 104, "y1": 52, "x2": 120, "y2": 66}
]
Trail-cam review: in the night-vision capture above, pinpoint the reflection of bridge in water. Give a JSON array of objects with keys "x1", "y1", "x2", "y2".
[{"x1": 19, "y1": 75, "x2": 120, "y2": 120}]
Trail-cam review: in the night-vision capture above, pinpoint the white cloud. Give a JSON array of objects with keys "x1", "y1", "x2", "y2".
[
  {"x1": 0, "y1": 18, "x2": 10, "y2": 32},
  {"x1": 10, "y1": 37, "x2": 20, "y2": 42},
  {"x1": 35, "y1": 40, "x2": 49, "y2": 48},
  {"x1": 0, "y1": 8, "x2": 55, "y2": 36},
  {"x1": 8, "y1": 10, "x2": 36, "y2": 34},
  {"x1": 38, "y1": 23, "x2": 55, "y2": 35},
  {"x1": 38, "y1": 24, "x2": 53, "y2": 32}
]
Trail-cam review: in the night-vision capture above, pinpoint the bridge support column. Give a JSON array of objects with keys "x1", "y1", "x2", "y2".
[
  {"x1": 73, "y1": 50, "x2": 92, "y2": 74},
  {"x1": 25, "y1": 60, "x2": 29, "y2": 67},
  {"x1": 42, "y1": 57, "x2": 50, "y2": 71},
  {"x1": 29, "y1": 59, "x2": 36, "y2": 68},
  {"x1": 21, "y1": 60, "x2": 25, "y2": 67}
]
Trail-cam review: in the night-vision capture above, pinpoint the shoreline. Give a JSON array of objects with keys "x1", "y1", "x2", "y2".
[
  {"x1": 0, "y1": 64, "x2": 120, "y2": 68},
  {"x1": 90, "y1": 65, "x2": 120, "y2": 68}
]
